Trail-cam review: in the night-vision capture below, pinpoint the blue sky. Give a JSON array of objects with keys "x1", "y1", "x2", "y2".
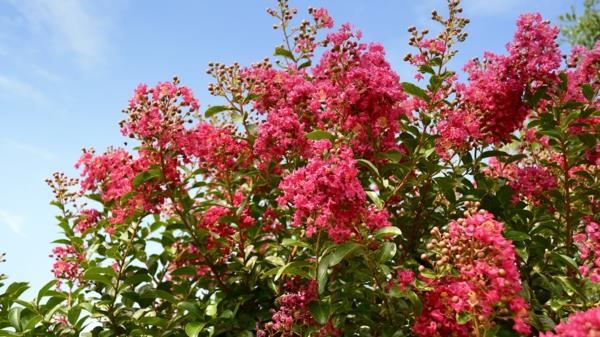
[{"x1": 0, "y1": 0, "x2": 578, "y2": 291}]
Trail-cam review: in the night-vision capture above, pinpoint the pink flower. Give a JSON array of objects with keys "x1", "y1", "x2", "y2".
[
  {"x1": 176, "y1": 123, "x2": 252, "y2": 177},
  {"x1": 74, "y1": 209, "x2": 101, "y2": 233},
  {"x1": 509, "y1": 165, "x2": 557, "y2": 204},
  {"x1": 540, "y1": 306, "x2": 600, "y2": 337},
  {"x1": 415, "y1": 210, "x2": 529, "y2": 336},
  {"x1": 461, "y1": 13, "x2": 561, "y2": 144},
  {"x1": 277, "y1": 144, "x2": 389, "y2": 243},
  {"x1": 574, "y1": 221, "x2": 600, "y2": 282},
  {"x1": 254, "y1": 107, "x2": 310, "y2": 167},
  {"x1": 312, "y1": 8, "x2": 334, "y2": 28},
  {"x1": 50, "y1": 245, "x2": 84, "y2": 282}
]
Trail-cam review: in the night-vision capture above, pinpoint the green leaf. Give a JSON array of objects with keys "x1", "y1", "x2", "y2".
[
  {"x1": 536, "y1": 314, "x2": 555, "y2": 331},
  {"x1": 380, "y1": 150, "x2": 403, "y2": 162},
  {"x1": 36, "y1": 280, "x2": 57, "y2": 304},
  {"x1": 308, "y1": 301, "x2": 330, "y2": 325},
  {"x1": 582, "y1": 83, "x2": 595, "y2": 102},
  {"x1": 204, "y1": 105, "x2": 230, "y2": 118},
  {"x1": 550, "y1": 252, "x2": 578, "y2": 270},
  {"x1": 456, "y1": 311, "x2": 472, "y2": 325},
  {"x1": 329, "y1": 242, "x2": 362, "y2": 266},
  {"x1": 170, "y1": 266, "x2": 198, "y2": 277},
  {"x1": 375, "y1": 226, "x2": 402, "y2": 239},
  {"x1": 298, "y1": 60, "x2": 312, "y2": 69},
  {"x1": 281, "y1": 238, "x2": 311, "y2": 249},
  {"x1": 83, "y1": 267, "x2": 114, "y2": 286},
  {"x1": 317, "y1": 254, "x2": 333, "y2": 295},
  {"x1": 178, "y1": 302, "x2": 203, "y2": 319},
  {"x1": 481, "y1": 150, "x2": 510, "y2": 159},
  {"x1": 275, "y1": 261, "x2": 311, "y2": 281},
  {"x1": 418, "y1": 65, "x2": 435, "y2": 74},
  {"x1": 504, "y1": 230, "x2": 530, "y2": 242},
  {"x1": 366, "y1": 191, "x2": 383, "y2": 208},
  {"x1": 185, "y1": 322, "x2": 207, "y2": 337},
  {"x1": 377, "y1": 242, "x2": 397, "y2": 263},
  {"x1": 555, "y1": 276, "x2": 583, "y2": 297},
  {"x1": 274, "y1": 47, "x2": 295, "y2": 61},
  {"x1": 356, "y1": 159, "x2": 379, "y2": 176},
  {"x1": 305, "y1": 130, "x2": 335, "y2": 141},
  {"x1": 527, "y1": 86, "x2": 548, "y2": 108},
  {"x1": 142, "y1": 289, "x2": 177, "y2": 303},
  {"x1": 407, "y1": 290, "x2": 422, "y2": 315},
  {"x1": 318, "y1": 243, "x2": 362, "y2": 294},
  {"x1": 8, "y1": 307, "x2": 22, "y2": 330},
  {"x1": 402, "y1": 82, "x2": 429, "y2": 101},
  {"x1": 132, "y1": 168, "x2": 162, "y2": 187}
]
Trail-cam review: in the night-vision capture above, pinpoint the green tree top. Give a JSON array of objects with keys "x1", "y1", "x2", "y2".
[{"x1": 559, "y1": 0, "x2": 600, "y2": 48}]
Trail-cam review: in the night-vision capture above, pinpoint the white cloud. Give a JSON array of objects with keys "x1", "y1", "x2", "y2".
[
  {"x1": 0, "y1": 209, "x2": 25, "y2": 237},
  {"x1": 0, "y1": 75, "x2": 48, "y2": 105},
  {"x1": 1, "y1": 139, "x2": 56, "y2": 162},
  {"x1": 8, "y1": 0, "x2": 109, "y2": 69}
]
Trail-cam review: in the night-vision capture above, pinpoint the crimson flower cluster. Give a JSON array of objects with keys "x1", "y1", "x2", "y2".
[{"x1": 415, "y1": 208, "x2": 530, "y2": 336}]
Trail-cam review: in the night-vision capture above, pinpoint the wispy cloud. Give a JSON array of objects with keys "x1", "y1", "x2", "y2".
[
  {"x1": 0, "y1": 75, "x2": 48, "y2": 105},
  {"x1": 0, "y1": 209, "x2": 25, "y2": 237},
  {"x1": 0, "y1": 139, "x2": 56, "y2": 162},
  {"x1": 8, "y1": 0, "x2": 110, "y2": 69}
]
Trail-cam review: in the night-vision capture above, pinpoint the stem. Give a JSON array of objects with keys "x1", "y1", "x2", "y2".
[
  {"x1": 362, "y1": 250, "x2": 395, "y2": 328},
  {"x1": 107, "y1": 220, "x2": 141, "y2": 335},
  {"x1": 561, "y1": 139, "x2": 574, "y2": 254},
  {"x1": 158, "y1": 150, "x2": 229, "y2": 291}
]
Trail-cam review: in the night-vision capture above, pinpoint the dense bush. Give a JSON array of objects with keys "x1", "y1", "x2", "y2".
[{"x1": 1, "y1": 1, "x2": 599, "y2": 336}]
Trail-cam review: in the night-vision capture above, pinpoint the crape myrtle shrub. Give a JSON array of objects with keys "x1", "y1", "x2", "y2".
[{"x1": 1, "y1": 0, "x2": 600, "y2": 336}]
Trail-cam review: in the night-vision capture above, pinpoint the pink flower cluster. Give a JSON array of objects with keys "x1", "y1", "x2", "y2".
[
  {"x1": 75, "y1": 209, "x2": 101, "y2": 233},
  {"x1": 177, "y1": 123, "x2": 252, "y2": 177},
  {"x1": 200, "y1": 192, "x2": 256, "y2": 249},
  {"x1": 312, "y1": 8, "x2": 334, "y2": 29},
  {"x1": 50, "y1": 245, "x2": 84, "y2": 283},
  {"x1": 435, "y1": 108, "x2": 481, "y2": 160},
  {"x1": 313, "y1": 24, "x2": 407, "y2": 157},
  {"x1": 564, "y1": 42, "x2": 600, "y2": 106},
  {"x1": 574, "y1": 221, "x2": 600, "y2": 282},
  {"x1": 388, "y1": 269, "x2": 415, "y2": 292},
  {"x1": 167, "y1": 242, "x2": 212, "y2": 279},
  {"x1": 258, "y1": 277, "x2": 339, "y2": 337},
  {"x1": 461, "y1": 13, "x2": 561, "y2": 144},
  {"x1": 414, "y1": 210, "x2": 529, "y2": 336},
  {"x1": 122, "y1": 81, "x2": 199, "y2": 146},
  {"x1": 76, "y1": 148, "x2": 169, "y2": 225},
  {"x1": 484, "y1": 159, "x2": 557, "y2": 205},
  {"x1": 246, "y1": 24, "x2": 407, "y2": 162},
  {"x1": 540, "y1": 306, "x2": 600, "y2": 337},
  {"x1": 277, "y1": 143, "x2": 389, "y2": 243},
  {"x1": 509, "y1": 165, "x2": 557, "y2": 204},
  {"x1": 268, "y1": 278, "x2": 317, "y2": 333},
  {"x1": 253, "y1": 106, "x2": 310, "y2": 167}
]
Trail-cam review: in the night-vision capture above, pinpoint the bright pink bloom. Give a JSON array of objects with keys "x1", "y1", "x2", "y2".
[
  {"x1": 254, "y1": 107, "x2": 310, "y2": 167},
  {"x1": 75, "y1": 209, "x2": 101, "y2": 233},
  {"x1": 462, "y1": 13, "x2": 561, "y2": 143},
  {"x1": 509, "y1": 165, "x2": 557, "y2": 204},
  {"x1": 50, "y1": 245, "x2": 84, "y2": 282},
  {"x1": 540, "y1": 306, "x2": 600, "y2": 337},
  {"x1": 277, "y1": 143, "x2": 389, "y2": 243},
  {"x1": 312, "y1": 8, "x2": 334, "y2": 29},
  {"x1": 574, "y1": 221, "x2": 600, "y2": 282},
  {"x1": 313, "y1": 25, "x2": 407, "y2": 156},
  {"x1": 177, "y1": 123, "x2": 252, "y2": 177},
  {"x1": 415, "y1": 210, "x2": 530, "y2": 336}
]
